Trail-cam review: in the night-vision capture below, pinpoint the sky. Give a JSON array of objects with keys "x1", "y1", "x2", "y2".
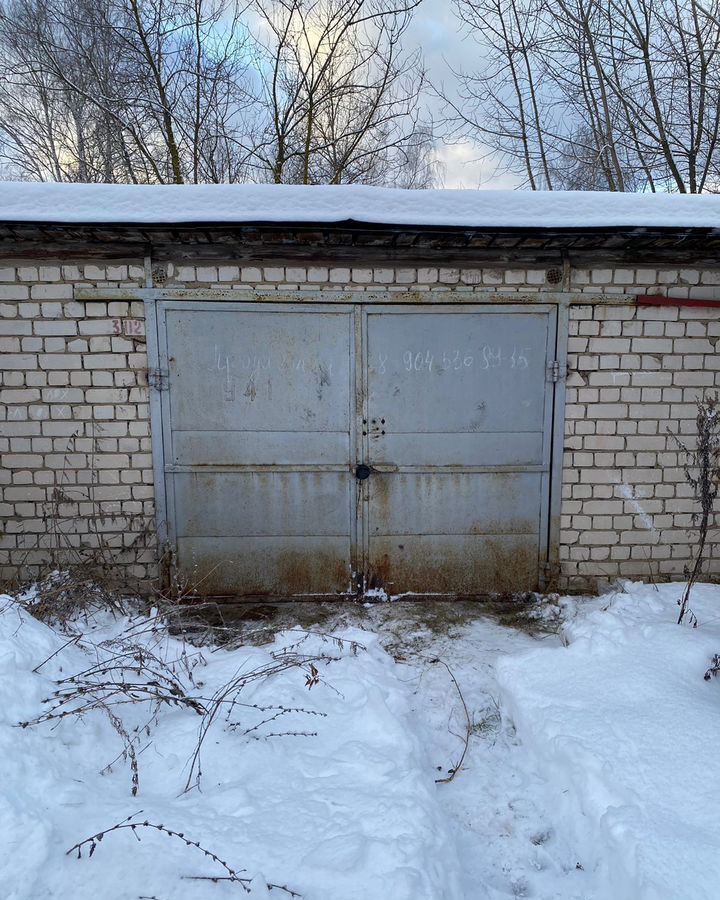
[{"x1": 405, "y1": 0, "x2": 521, "y2": 189}]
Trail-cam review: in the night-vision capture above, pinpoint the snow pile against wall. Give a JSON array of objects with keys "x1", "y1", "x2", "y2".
[
  {"x1": 496, "y1": 583, "x2": 720, "y2": 900},
  {"x1": 0, "y1": 597, "x2": 461, "y2": 900},
  {"x1": 2, "y1": 182, "x2": 720, "y2": 227}
]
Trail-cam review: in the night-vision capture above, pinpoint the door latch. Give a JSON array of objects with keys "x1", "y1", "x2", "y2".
[{"x1": 355, "y1": 464, "x2": 372, "y2": 480}]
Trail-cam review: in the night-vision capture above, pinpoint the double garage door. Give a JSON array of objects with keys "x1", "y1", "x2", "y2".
[{"x1": 155, "y1": 301, "x2": 558, "y2": 597}]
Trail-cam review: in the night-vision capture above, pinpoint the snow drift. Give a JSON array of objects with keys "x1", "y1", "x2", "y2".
[
  {"x1": 0, "y1": 595, "x2": 461, "y2": 900},
  {"x1": 497, "y1": 583, "x2": 720, "y2": 900}
]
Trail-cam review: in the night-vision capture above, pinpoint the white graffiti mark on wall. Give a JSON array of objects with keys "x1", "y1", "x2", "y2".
[
  {"x1": 3, "y1": 387, "x2": 71, "y2": 420},
  {"x1": 370, "y1": 346, "x2": 532, "y2": 375},
  {"x1": 620, "y1": 482, "x2": 656, "y2": 532},
  {"x1": 210, "y1": 343, "x2": 337, "y2": 401}
]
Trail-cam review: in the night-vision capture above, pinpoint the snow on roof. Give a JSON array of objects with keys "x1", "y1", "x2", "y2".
[{"x1": 1, "y1": 182, "x2": 719, "y2": 229}]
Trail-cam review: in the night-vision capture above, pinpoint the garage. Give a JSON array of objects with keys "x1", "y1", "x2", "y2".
[
  {"x1": 153, "y1": 299, "x2": 560, "y2": 597},
  {"x1": 4, "y1": 184, "x2": 720, "y2": 595}
]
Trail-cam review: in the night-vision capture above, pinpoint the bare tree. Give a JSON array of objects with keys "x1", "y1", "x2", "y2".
[
  {"x1": 440, "y1": 0, "x2": 552, "y2": 189},
  {"x1": 446, "y1": 0, "x2": 720, "y2": 192},
  {"x1": 0, "y1": 0, "x2": 437, "y2": 186},
  {"x1": 221, "y1": 0, "x2": 437, "y2": 185},
  {"x1": 0, "y1": 0, "x2": 255, "y2": 182}
]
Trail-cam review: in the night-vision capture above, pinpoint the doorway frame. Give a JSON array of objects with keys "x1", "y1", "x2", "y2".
[{"x1": 143, "y1": 290, "x2": 569, "y2": 594}]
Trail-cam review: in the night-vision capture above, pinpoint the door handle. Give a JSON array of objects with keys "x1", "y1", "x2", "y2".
[{"x1": 354, "y1": 464, "x2": 398, "y2": 478}]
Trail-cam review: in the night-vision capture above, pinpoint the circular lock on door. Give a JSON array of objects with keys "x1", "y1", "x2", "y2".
[{"x1": 355, "y1": 464, "x2": 372, "y2": 481}]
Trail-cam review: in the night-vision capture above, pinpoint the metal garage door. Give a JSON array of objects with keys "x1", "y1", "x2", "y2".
[{"x1": 154, "y1": 301, "x2": 557, "y2": 597}]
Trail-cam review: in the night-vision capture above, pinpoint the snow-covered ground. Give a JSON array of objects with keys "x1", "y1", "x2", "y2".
[
  {"x1": 497, "y1": 583, "x2": 720, "y2": 900},
  {"x1": 2, "y1": 582, "x2": 719, "y2": 900}
]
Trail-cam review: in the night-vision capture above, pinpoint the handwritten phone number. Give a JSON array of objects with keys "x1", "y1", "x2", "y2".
[{"x1": 374, "y1": 346, "x2": 531, "y2": 374}]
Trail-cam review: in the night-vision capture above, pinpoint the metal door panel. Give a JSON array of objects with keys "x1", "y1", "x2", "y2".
[
  {"x1": 175, "y1": 536, "x2": 352, "y2": 596},
  {"x1": 166, "y1": 308, "x2": 351, "y2": 435},
  {"x1": 363, "y1": 306, "x2": 555, "y2": 595},
  {"x1": 172, "y1": 431, "x2": 349, "y2": 466},
  {"x1": 372, "y1": 432, "x2": 543, "y2": 468},
  {"x1": 368, "y1": 534, "x2": 539, "y2": 594},
  {"x1": 156, "y1": 300, "x2": 558, "y2": 596},
  {"x1": 173, "y1": 471, "x2": 351, "y2": 536},
  {"x1": 369, "y1": 472, "x2": 542, "y2": 536},
  {"x1": 366, "y1": 311, "x2": 549, "y2": 456},
  {"x1": 160, "y1": 302, "x2": 355, "y2": 596}
]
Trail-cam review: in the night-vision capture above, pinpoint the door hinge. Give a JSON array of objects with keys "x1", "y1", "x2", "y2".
[
  {"x1": 147, "y1": 367, "x2": 169, "y2": 391},
  {"x1": 547, "y1": 360, "x2": 564, "y2": 383}
]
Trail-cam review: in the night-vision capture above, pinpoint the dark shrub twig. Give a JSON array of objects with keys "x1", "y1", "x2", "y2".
[
  {"x1": 704, "y1": 654, "x2": 720, "y2": 681},
  {"x1": 409, "y1": 653, "x2": 472, "y2": 784},
  {"x1": 17, "y1": 570, "x2": 129, "y2": 628},
  {"x1": 427, "y1": 657, "x2": 472, "y2": 784},
  {"x1": 18, "y1": 588, "x2": 356, "y2": 796},
  {"x1": 32, "y1": 633, "x2": 82, "y2": 673},
  {"x1": 668, "y1": 394, "x2": 720, "y2": 625},
  {"x1": 19, "y1": 629, "x2": 206, "y2": 795},
  {"x1": 183, "y1": 649, "x2": 341, "y2": 793},
  {"x1": 182, "y1": 876, "x2": 300, "y2": 894},
  {"x1": 227, "y1": 702, "x2": 327, "y2": 736},
  {"x1": 66, "y1": 812, "x2": 301, "y2": 896}
]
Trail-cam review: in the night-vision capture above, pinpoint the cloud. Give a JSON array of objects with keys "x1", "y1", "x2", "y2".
[
  {"x1": 406, "y1": 0, "x2": 521, "y2": 189},
  {"x1": 434, "y1": 141, "x2": 521, "y2": 189}
]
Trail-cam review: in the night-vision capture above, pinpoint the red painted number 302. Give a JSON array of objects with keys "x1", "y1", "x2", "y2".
[{"x1": 112, "y1": 318, "x2": 145, "y2": 336}]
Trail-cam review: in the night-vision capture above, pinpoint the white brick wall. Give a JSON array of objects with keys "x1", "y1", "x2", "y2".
[
  {"x1": 562, "y1": 302, "x2": 720, "y2": 590},
  {"x1": 2, "y1": 257, "x2": 720, "y2": 592},
  {"x1": 0, "y1": 261, "x2": 154, "y2": 586}
]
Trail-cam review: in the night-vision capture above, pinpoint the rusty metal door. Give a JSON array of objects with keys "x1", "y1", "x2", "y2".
[
  {"x1": 157, "y1": 301, "x2": 358, "y2": 596},
  {"x1": 361, "y1": 305, "x2": 556, "y2": 594},
  {"x1": 156, "y1": 300, "x2": 556, "y2": 597}
]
